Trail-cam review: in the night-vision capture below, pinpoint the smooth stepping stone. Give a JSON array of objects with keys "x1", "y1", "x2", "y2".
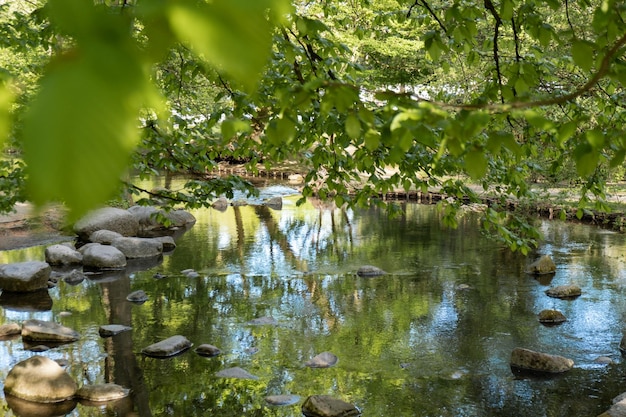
[
  {"x1": 99, "y1": 324, "x2": 132, "y2": 337},
  {"x1": 194, "y1": 344, "x2": 221, "y2": 357},
  {"x1": 4, "y1": 356, "x2": 77, "y2": 402},
  {"x1": 265, "y1": 394, "x2": 301, "y2": 406},
  {"x1": 21, "y1": 319, "x2": 80, "y2": 343},
  {"x1": 76, "y1": 383, "x2": 130, "y2": 402},
  {"x1": 302, "y1": 395, "x2": 361, "y2": 417},
  {"x1": 142, "y1": 335, "x2": 192, "y2": 358},
  {"x1": 126, "y1": 290, "x2": 149, "y2": 303},
  {"x1": 356, "y1": 265, "x2": 386, "y2": 277}
]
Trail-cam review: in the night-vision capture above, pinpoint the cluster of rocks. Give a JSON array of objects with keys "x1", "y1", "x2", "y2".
[
  {"x1": 138, "y1": 320, "x2": 358, "y2": 417},
  {"x1": 0, "y1": 206, "x2": 196, "y2": 413},
  {"x1": 1, "y1": 320, "x2": 128, "y2": 411},
  {"x1": 510, "y1": 254, "x2": 585, "y2": 377},
  {"x1": 0, "y1": 206, "x2": 195, "y2": 295}
]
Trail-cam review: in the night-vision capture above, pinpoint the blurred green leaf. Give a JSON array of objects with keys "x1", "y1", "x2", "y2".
[
  {"x1": 22, "y1": 46, "x2": 162, "y2": 221},
  {"x1": 345, "y1": 113, "x2": 361, "y2": 139},
  {"x1": 465, "y1": 149, "x2": 488, "y2": 179}
]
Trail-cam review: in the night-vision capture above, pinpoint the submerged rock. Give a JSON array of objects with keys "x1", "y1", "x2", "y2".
[
  {"x1": 126, "y1": 290, "x2": 149, "y2": 303},
  {"x1": 76, "y1": 384, "x2": 129, "y2": 402},
  {"x1": 305, "y1": 352, "x2": 338, "y2": 368},
  {"x1": 0, "y1": 261, "x2": 51, "y2": 292},
  {"x1": 510, "y1": 347, "x2": 574, "y2": 375},
  {"x1": 22, "y1": 319, "x2": 80, "y2": 343},
  {"x1": 301, "y1": 395, "x2": 360, "y2": 417},
  {"x1": 142, "y1": 335, "x2": 192, "y2": 358},
  {"x1": 4, "y1": 355, "x2": 77, "y2": 403},
  {"x1": 265, "y1": 394, "x2": 301, "y2": 406},
  {"x1": 126, "y1": 206, "x2": 195, "y2": 234},
  {"x1": 264, "y1": 196, "x2": 283, "y2": 210},
  {"x1": 99, "y1": 324, "x2": 132, "y2": 338},
  {"x1": 545, "y1": 284, "x2": 582, "y2": 299},
  {"x1": 537, "y1": 309, "x2": 567, "y2": 324},
  {"x1": 356, "y1": 265, "x2": 386, "y2": 277},
  {"x1": 247, "y1": 316, "x2": 278, "y2": 326},
  {"x1": 211, "y1": 197, "x2": 230, "y2": 212},
  {"x1": 215, "y1": 367, "x2": 259, "y2": 380},
  {"x1": 526, "y1": 255, "x2": 556, "y2": 274},
  {"x1": 194, "y1": 344, "x2": 221, "y2": 357}
]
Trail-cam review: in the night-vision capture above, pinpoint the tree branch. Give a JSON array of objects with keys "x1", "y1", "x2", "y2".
[
  {"x1": 483, "y1": 0, "x2": 504, "y2": 104},
  {"x1": 408, "y1": 0, "x2": 448, "y2": 35},
  {"x1": 384, "y1": 31, "x2": 626, "y2": 112}
]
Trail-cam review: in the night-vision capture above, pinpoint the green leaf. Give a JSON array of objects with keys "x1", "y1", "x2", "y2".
[
  {"x1": 364, "y1": 130, "x2": 380, "y2": 151},
  {"x1": 221, "y1": 118, "x2": 251, "y2": 140},
  {"x1": 23, "y1": 47, "x2": 162, "y2": 220},
  {"x1": 345, "y1": 113, "x2": 361, "y2": 139},
  {"x1": 0, "y1": 82, "x2": 13, "y2": 147},
  {"x1": 585, "y1": 129, "x2": 604, "y2": 149},
  {"x1": 610, "y1": 149, "x2": 626, "y2": 168},
  {"x1": 168, "y1": 0, "x2": 291, "y2": 91},
  {"x1": 573, "y1": 143, "x2": 599, "y2": 177},
  {"x1": 557, "y1": 121, "x2": 578, "y2": 145},
  {"x1": 465, "y1": 149, "x2": 488, "y2": 179},
  {"x1": 571, "y1": 40, "x2": 595, "y2": 72}
]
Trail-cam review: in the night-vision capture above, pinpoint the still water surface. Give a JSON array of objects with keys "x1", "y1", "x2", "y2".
[{"x1": 1, "y1": 194, "x2": 626, "y2": 416}]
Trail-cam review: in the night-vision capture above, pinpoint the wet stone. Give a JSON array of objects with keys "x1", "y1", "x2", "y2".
[
  {"x1": 4, "y1": 355, "x2": 78, "y2": 403},
  {"x1": 22, "y1": 319, "x2": 80, "y2": 343},
  {"x1": 537, "y1": 309, "x2": 567, "y2": 324},
  {"x1": 247, "y1": 316, "x2": 277, "y2": 326},
  {"x1": 545, "y1": 284, "x2": 582, "y2": 299},
  {"x1": 526, "y1": 254, "x2": 556, "y2": 274},
  {"x1": 0, "y1": 322, "x2": 21, "y2": 337},
  {"x1": 305, "y1": 352, "x2": 338, "y2": 368},
  {"x1": 142, "y1": 335, "x2": 192, "y2": 358},
  {"x1": 76, "y1": 383, "x2": 130, "y2": 402},
  {"x1": 356, "y1": 265, "x2": 386, "y2": 277},
  {"x1": 126, "y1": 290, "x2": 149, "y2": 303},
  {"x1": 194, "y1": 344, "x2": 221, "y2": 357},
  {"x1": 215, "y1": 367, "x2": 259, "y2": 380},
  {"x1": 301, "y1": 395, "x2": 361, "y2": 417},
  {"x1": 99, "y1": 324, "x2": 132, "y2": 338},
  {"x1": 510, "y1": 347, "x2": 574, "y2": 374},
  {"x1": 265, "y1": 394, "x2": 301, "y2": 406}
]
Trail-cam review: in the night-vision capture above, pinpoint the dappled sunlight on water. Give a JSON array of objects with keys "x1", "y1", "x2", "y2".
[{"x1": 0, "y1": 197, "x2": 626, "y2": 415}]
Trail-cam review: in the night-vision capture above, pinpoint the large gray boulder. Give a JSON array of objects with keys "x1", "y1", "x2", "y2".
[
  {"x1": 301, "y1": 395, "x2": 361, "y2": 417},
  {"x1": 111, "y1": 237, "x2": 163, "y2": 259},
  {"x1": 22, "y1": 319, "x2": 80, "y2": 343},
  {"x1": 74, "y1": 207, "x2": 139, "y2": 240},
  {"x1": 510, "y1": 347, "x2": 574, "y2": 374},
  {"x1": 80, "y1": 244, "x2": 127, "y2": 269},
  {"x1": 126, "y1": 206, "x2": 196, "y2": 234},
  {"x1": 45, "y1": 244, "x2": 83, "y2": 266},
  {"x1": 0, "y1": 261, "x2": 51, "y2": 292},
  {"x1": 3, "y1": 355, "x2": 77, "y2": 402}
]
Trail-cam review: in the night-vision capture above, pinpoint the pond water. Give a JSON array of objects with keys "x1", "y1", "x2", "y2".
[{"x1": 1, "y1": 192, "x2": 626, "y2": 416}]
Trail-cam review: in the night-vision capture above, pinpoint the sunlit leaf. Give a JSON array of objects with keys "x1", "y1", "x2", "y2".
[
  {"x1": 22, "y1": 46, "x2": 162, "y2": 220},
  {"x1": 0, "y1": 82, "x2": 13, "y2": 147},
  {"x1": 585, "y1": 129, "x2": 604, "y2": 149},
  {"x1": 168, "y1": 0, "x2": 292, "y2": 91}
]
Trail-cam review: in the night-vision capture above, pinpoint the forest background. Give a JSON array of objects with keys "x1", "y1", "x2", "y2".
[{"x1": 1, "y1": 0, "x2": 626, "y2": 254}]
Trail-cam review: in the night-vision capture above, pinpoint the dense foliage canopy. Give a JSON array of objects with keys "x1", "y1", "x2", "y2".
[{"x1": 1, "y1": 0, "x2": 626, "y2": 253}]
